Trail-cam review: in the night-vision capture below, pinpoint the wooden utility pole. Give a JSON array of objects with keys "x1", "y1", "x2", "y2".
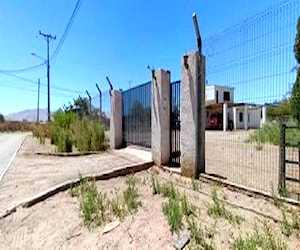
[{"x1": 39, "y1": 30, "x2": 56, "y2": 122}]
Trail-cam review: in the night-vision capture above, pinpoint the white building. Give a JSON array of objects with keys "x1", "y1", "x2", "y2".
[
  {"x1": 206, "y1": 85, "x2": 234, "y2": 104},
  {"x1": 205, "y1": 85, "x2": 266, "y2": 131}
]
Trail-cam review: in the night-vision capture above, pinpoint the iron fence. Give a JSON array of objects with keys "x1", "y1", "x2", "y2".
[
  {"x1": 202, "y1": 0, "x2": 300, "y2": 196},
  {"x1": 170, "y1": 80, "x2": 181, "y2": 166},
  {"x1": 122, "y1": 81, "x2": 151, "y2": 148}
]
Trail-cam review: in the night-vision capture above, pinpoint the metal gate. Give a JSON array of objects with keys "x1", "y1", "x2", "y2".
[
  {"x1": 170, "y1": 80, "x2": 181, "y2": 166},
  {"x1": 122, "y1": 81, "x2": 151, "y2": 148},
  {"x1": 279, "y1": 122, "x2": 300, "y2": 200}
]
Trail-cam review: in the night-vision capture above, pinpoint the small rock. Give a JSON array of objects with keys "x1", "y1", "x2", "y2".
[
  {"x1": 173, "y1": 230, "x2": 190, "y2": 250},
  {"x1": 102, "y1": 220, "x2": 120, "y2": 235}
]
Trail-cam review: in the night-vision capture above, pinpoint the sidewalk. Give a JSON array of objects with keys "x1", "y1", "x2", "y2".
[{"x1": 0, "y1": 135, "x2": 153, "y2": 215}]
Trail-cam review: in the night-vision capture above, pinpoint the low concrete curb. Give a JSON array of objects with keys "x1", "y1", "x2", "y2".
[
  {"x1": 0, "y1": 161, "x2": 153, "y2": 220},
  {"x1": 161, "y1": 166, "x2": 300, "y2": 207},
  {"x1": 36, "y1": 151, "x2": 101, "y2": 157}
]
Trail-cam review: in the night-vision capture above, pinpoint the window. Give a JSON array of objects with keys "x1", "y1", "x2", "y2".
[
  {"x1": 239, "y1": 112, "x2": 243, "y2": 122},
  {"x1": 216, "y1": 90, "x2": 219, "y2": 103},
  {"x1": 224, "y1": 91, "x2": 230, "y2": 101}
]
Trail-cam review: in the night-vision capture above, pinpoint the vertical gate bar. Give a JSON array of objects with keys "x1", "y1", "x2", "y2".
[
  {"x1": 298, "y1": 142, "x2": 300, "y2": 201},
  {"x1": 279, "y1": 122, "x2": 286, "y2": 192}
]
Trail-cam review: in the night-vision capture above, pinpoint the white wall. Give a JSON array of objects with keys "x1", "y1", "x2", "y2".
[
  {"x1": 248, "y1": 107, "x2": 262, "y2": 128},
  {"x1": 233, "y1": 106, "x2": 263, "y2": 129},
  {"x1": 205, "y1": 85, "x2": 234, "y2": 104},
  {"x1": 215, "y1": 86, "x2": 234, "y2": 104},
  {"x1": 205, "y1": 86, "x2": 215, "y2": 104}
]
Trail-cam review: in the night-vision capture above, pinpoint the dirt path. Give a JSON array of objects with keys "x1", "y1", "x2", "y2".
[{"x1": 0, "y1": 135, "x2": 152, "y2": 215}]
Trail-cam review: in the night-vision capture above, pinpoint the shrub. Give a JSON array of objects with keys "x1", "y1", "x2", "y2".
[
  {"x1": 49, "y1": 109, "x2": 106, "y2": 152},
  {"x1": 56, "y1": 129, "x2": 73, "y2": 152},
  {"x1": 0, "y1": 113, "x2": 4, "y2": 123},
  {"x1": 247, "y1": 121, "x2": 300, "y2": 147}
]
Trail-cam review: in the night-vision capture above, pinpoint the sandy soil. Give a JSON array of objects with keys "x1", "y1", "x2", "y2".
[
  {"x1": 0, "y1": 135, "x2": 152, "y2": 215},
  {"x1": 0, "y1": 167, "x2": 299, "y2": 249},
  {"x1": 205, "y1": 130, "x2": 299, "y2": 196}
]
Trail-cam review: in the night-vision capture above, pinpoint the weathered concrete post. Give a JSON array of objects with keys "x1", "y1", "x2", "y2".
[
  {"x1": 151, "y1": 69, "x2": 171, "y2": 166},
  {"x1": 223, "y1": 103, "x2": 228, "y2": 131},
  {"x1": 110, "y1": 90, "x2": 122, "y2": 149},
  {"x1": 233, "y1": 107, "x2": 237, "y2": 130},
  {"x1": 180, "y1": 51, "x2": 206, "y2": 178},
  {"x1": 244, "y1": 106, "x2": 249, "y2": 130}
]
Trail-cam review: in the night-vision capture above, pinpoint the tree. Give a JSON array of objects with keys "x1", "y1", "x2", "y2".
[
  {"x1": 0, "y1": 113, "x2": 4, "y2": 123},
  {"x1": 73, "y1": 97, "x2": 90, "y2": 117},
  {"x1": 291, "y1": 16, "x2": 300, "y2": 122}
]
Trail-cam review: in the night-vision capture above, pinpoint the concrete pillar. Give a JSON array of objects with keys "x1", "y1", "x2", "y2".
[
  {"x1": 244, "y1": 106, "x2": 248, "y2": 130},
  {"x1": 180, "y1": 51, "x2": 206, "y2": 178},
  {"x1": 223, "y1": 103, "x2": 228, "y2": 131},
  {"x1": 151, "y1": 69, "x2": 170, "y2": 166},
  {"x1": 233, "y1": 107, "x2": 237, "y2": 130},
  {"x1": 261, "y1": 106, "x2": 267, "y2": 127},
  {"x1": 110, "y1": 90, "x2": 122, "y2": 149}
]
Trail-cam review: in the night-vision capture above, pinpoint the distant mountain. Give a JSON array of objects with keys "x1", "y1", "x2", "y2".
[{"x1": 5, "y1": 108, "x2": 48, "y2": 122}]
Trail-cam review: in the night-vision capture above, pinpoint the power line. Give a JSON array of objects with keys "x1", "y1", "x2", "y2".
[
  {"x1": 0, "y1": 71, "x2": 85, "y2": 95},
  {"x1": 0, "y1": 62, "x2": 46, "y2": 73},
  {"x1": 51, "y1": 0, "x2": 82, "y2": 61}
]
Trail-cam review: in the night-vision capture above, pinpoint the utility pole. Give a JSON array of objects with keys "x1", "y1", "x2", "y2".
[
  {"x1": 37, "y1": 78, "x2": 40, "y2": 124},
  {"x1": 39, "y1": 30, "x2": 56, "y2": 122}
]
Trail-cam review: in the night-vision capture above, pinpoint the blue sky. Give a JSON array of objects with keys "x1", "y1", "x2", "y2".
[{"x1": 0, "y1": 0, "x2": 293, "y2": 115}]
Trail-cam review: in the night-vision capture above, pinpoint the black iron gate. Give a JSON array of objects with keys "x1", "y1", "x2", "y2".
[
  {"x1": 279, "y1": 122, "x2": 300, "y2": 200},
  {"x1": 122, "y1": 81, "x2": 151, "y2": 148},
  {"x1": 170, "y1": 80, "x2": 181, "y2": 166}
]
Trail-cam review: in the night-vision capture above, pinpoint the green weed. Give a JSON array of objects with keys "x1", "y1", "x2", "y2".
[
  {"x1": 181, "y1": 192, "x2": 195, "y2": 217},
  {"x1": 281, "y1": 208, "x2": 300, "y2": 237},
  {"x1": 162, "y1": 197, "x2": 183, "y2": 233},
  {"x1": 123, "y1": 175, "x2": 141, "y2": 213},
  {"x1": 161, "y1": 181, "x2": 178, "y2": 200},
  {"x1": 207, "y1": 187, "x2": 243, "y2": 225},
  {"x1": 187, "y1": 218, "x2": 214, "y2": 250},
  {"x1": 110, "y1": 196, "x2": 125, "y2": 221},
  {"x1": 151, "y1": 174, "x2": 161, "y2": 195},
  {"x1": 232, "y1": 222, "x2": 286, "y2": 250},
  {"x1": 247, "y1": 121, "x2": 300, "y2": 147},
  {"x1": 191, "y1": 178, "x2": 201, "y2": 191},
  {"x1": 79, "y1": 180, "x2": 108, "y2": 227}
]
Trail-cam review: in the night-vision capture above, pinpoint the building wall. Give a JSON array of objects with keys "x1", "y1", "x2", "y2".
[
  {"x1": 233, "y1": 106, "x2": 263, "y2": 129},
  {"x1": 205, "y1": 85, "x2": 234, "y2": 104},
  {"x1": 248, "y1": 107, "x2": 262, "y2": 128}
]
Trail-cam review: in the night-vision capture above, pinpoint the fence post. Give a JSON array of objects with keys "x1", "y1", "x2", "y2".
[
  {"x1": 223, "y1": 103, "x2": 228, "y2": 131},
  {"x1": 279, "y1": 121, "x2": 286, "y2": 192},
  {"x1": 180, "y1": 51, "x2": 205, "y2": 178},
  {"x1": 110, "y1": 90, "x2": 122, "y2": 149},
  {"x1": 151, "y1": 69, "x2": 171, "y2": 166}
]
